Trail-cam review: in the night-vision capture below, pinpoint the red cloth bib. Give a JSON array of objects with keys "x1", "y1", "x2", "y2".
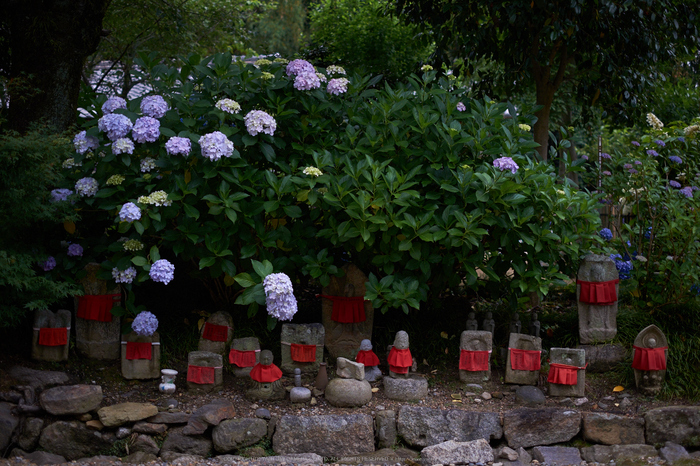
[
  {"x1": 577, "y1": 279, "x2": 619, "y2": 305},
  {"x1": 632, "y1": 346, "x2": 667, "y2": 371},
  {"x1": 356, "y1": 350, "x2": 380, "y2": 367},
  {"x1": 250, "y1": 363, "x2": 282, "y2": 383},
  {"x1": 459, "y1": 349, "x2": 490, "y2": 372},
  {"x1": 509, "y1": 348, "x2": 541, "y2": 371},
  {"x1": 77, "y1": 294, "x2": 120, "y2": 322},
  {"x1": 126, "y1": 341, "x2": 152, "y2": 360},
  {"x1": 290, "y1": 343, "x2": 317, "y2": 362},
  {"x1": 318, "y1": 295, "x2": 367, "y2": 323},
  {"x1": 187, "y1": 365, "x2": 216, "y2": 384},
  {"x1": 229, "y1": 349, "x2": 258, "y2": 367},
  {"x1": 38, "y1": 327, "x2": 67, "y2": 346},
  {"x1": 547, "y1": 363, "x2": 587, "y2": 385},
  {"x1": 202, "y1": 322, "x2": 229, "y2": 342},
  {"x1": 388, "y1": 347, "x2": 412, "y2": 373}
]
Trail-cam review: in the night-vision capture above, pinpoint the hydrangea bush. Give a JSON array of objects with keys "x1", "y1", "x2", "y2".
[{"x1": 55, "y1": 52, "x2": 600, "y2": 321}]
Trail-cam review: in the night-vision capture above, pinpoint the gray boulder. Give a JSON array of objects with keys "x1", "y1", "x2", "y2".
[
  {"x1": 581, "y1": 444, "x2": 658, "y2": 463},
  {"x1": 18, "y1": 417, "x2": 43, "y2": 451},
  {"x1": 503, "y1": 408, "x2": 581, "y2": 449},
  {"x1": 183, "y1": 399, "x2": 237, "y2": 435},
  {"x1": 383, "y1": 374, "x2": 428, "y2": 401},
  {"x1": 375, "y1": 410, "x2": 397, "y2": 449},
  {"x1": 325, "y1": 378, "x2": 372, "y2": 407},
  {"x1": 397, "y1": 406, "x2": 502, "y2": 448},
  {"x1": 38, "y1": 421, "x2": 112, "y2": 461},
  {"x1": 160, "y1": 426, "x2": 213, "y2": 458},
  {"x1": 582, "y1": 412, "x2": 645, "y2": 445},
  {"x1": 39, "y1": 384, "x2": 103, "y2": 415},
  {"x1": 532, "y1": 446, "x2": 582, "y2": 465},
  {"x1": 8, "y1": 366, "x2": 68, "y2": 391},
  {"x1": 133, "y1": 434, "x2": 160, "y2": 455},
  {"x1": 660, "y1": 441, "x2": 690, "y2": 463},
  {"x1": 0, "y1": 402, "x2": 19, "y2": 452},
  {"x1": 273, "y1": 414, "x2": 374, "y2": 457},
  {"x1": 420, "y1": 439, "x2": 493, "y2": 466},
  {"x1": 97, "y1": 402, "x2": 158, "y2": 427},
  {"x1": 514, "y1": 385, "x2": 545, "y2": 405},
  {"x1": 645, "y1": 406, "x2": 700, "y2": 446},
  {"x1": 212, "y1": 418, "x2": 267, "y2": 453},
  {"x1": 147, "y1": 412, "x2": 190, "y2": 424},
  {"x1": 11, "y1": 449, "x2": 67, "y2": 465}
]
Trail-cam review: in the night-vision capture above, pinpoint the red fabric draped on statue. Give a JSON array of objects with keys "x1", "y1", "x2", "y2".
[
  {"x1": 250, "y1": 363, "x2": 282, "y2": 383},
  {"x1": 509, "y1": 348, "x2": 541, "y2": 371},
  {"x1": 229, "y1": 349, "x2": 258, "y2": 367},
  {"x1": 38, "y1": 327, "x2": 67, "y2": 346},
  {"x1": 388, "y1": 347, "x2": 412, "y2": 374},
  {"x1": 202, "y1": 322, "x2": 229, "y2": 342},
  {"x1": 290, "y1": 344, "x2": 317, "y2": 362},
  {"x1": 577, "y1": 279, "x2": 620, "y2": 305},
  {"x1": 459, "y1": 350, "x2": 490, "y2": 372},
  {"x1": 547, "y1": 363, "x2": 587, "y2": 385},
  {"x1": 77, "y1": 294, "x2": 121, "y2": 322},
  {"x1": 126, "y1": 342, "x2": 152, "y2": 360},
  {"x1": 187, "y1": 365, "x2": 216, "y2": 384},
  {"x1": 632, "y1": 346, "x2": 667, "y2": 371},
  {"x1": 356, "y1": 350, "x2": 380, "y2": 367},
  {"x1": 318, "y1": 295, "x2": 366, "y2": 323}
]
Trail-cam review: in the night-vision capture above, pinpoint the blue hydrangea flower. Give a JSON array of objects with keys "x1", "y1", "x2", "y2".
[
  {"x1": 680, "y1": 187, "x2": 693, "y2": 198},
  {"x1": 132, "y1": 117, "x2": 160, "y2": 143},
  {"x1": 39, "y1": 256, "x2": 56, "y2": 271},
  {"x1": 199, "y1": 131, "x2": 234, "y2": 161},
  {"x1": 669, "y1": 155, "x2": 682, "y2": 164},
  {"x1": 456, "y1": 102, "x2": 466, "y2": 112},
  {"x1": 286, "y1": 59, "x2": 315, "y2": 77},
  {"x1": 631, "y1": 141, "x2": 640, "y2": 147},
  {"x1": 599, "y1": 228, "x2": 613, "y2": 241},
  {"x1": 119, "y1": 202, "x2": 141, "y2": 222},
  {"x1": 102, "y1": 96, "x2": 127, "y2": 114},
  {"x1": 628, "y1": 169, "x2": 638, "y2": 175},
  {"x1": 610, "y1": 253, "x2": 633, "y2": 279},
  {"x1": 655, "y1": 140, "x2": 666, "y2": 147},
  {"x1": 67, "y1": 244, "x2": 83, "y2": 257},
  {"x1": 644, "y1": 226, "x2": 652, "y2": 239},
  {"x1": 647, "y1": 149, "x2": 659, "y2": 157},
  {"x1": 692, "y1": 284, "x2": 700, "y2": 296},
  {"x1": 601, "y1": 153, "x2": 612, "y2": 159},
  {"x1": 294, "y1": 72, "x2": 321, "y2": 91},
  {"x1": 493, "y1": 156, "x2": 519, "y2": 174},
  {"x1": 244, "y1": 110, "x2": 277, "y2": 137},
  {"x1": 678, "y1": 137, "x2": 686, "y2": 143},
  {"x1": 327, "y1": 78, "x2": 350, "y2": 95},
  {"x1": 150, "y1": 259, "x2": 174, "y2": 284},
  {"x1": 73, "y1": 131, "x2": 99, "y2": 154},
  {"x1": 98, "y1": 113, "x2": 133, "y2": 141},
  {"x1": 75, "y1": 177, "x2": 99, "y2": 197},
  {"x1": 132, "y1": 311, "x2": 158, "y2": 336},
  {"x1": 112, "y1": 266, "x2": 137, "y2": 284},
  {"x1": 140, "y1": 95, "x2": 169, "y2": 118},
  {"x1": 263, "y1": 272, "x2": 298, "y2": 321},
  {"x1": 50, "y1": 188, "x2": 73, "y2": 202},
  {"x1": 670, "y1": 180, "x2": 681, "y2": 188},
  {"x1": 112, "y1": 138, "x2": 134, "y2": 155},
  {"x1": 165, "y1": 136, "x2": 192, "y2": 156}
]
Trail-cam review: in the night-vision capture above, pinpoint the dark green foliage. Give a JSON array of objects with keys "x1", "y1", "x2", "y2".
[{"x1": 250, "y1": 0, "x2": 307, "y2": 57}]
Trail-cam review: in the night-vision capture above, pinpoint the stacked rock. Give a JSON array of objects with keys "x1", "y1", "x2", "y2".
[
  {"x1": 325, "y1": 358, "x2": 372, "y2": 407},
  {"x1": 383, "y1": 331, "x2": 428, "y2": 401}
]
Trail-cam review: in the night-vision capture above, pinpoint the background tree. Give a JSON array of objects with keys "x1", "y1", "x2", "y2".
[{"x1": 249, "y1": 0, "x2": 307, "y2": 57}]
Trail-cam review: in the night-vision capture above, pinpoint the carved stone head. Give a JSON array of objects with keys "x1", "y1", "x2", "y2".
[
  {"x1": 360, "y1": 339, "x2": 373, "y2": 351},
  {"x1": 393, "y1": 331, "x2": 409, "y2": 350},
  {"x1": 260, "y1": 349, "x2": 274, "y2": 365}
]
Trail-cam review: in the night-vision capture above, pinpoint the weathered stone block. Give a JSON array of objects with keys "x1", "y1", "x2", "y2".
[
  {"x1": 121, "y1": 331, "x2": 160, "y2": 379},
  {"x1": 577, "y1": 254, "x2": 619, "y2": 344},
  {"x1": 198, "y1": 311, "x2": 234, "y2": 355},
  {"x1": 397, "y1": 406, "x2": 502, "y2": 448},
  {"x1": 582, "y1": 412, "x2": 645, "y2": 445},
  {"x1": 32, "y1": 309, "x2": 71, "y2": 362},
  {"x1": 548, "y1": 347, "x2": 586, "y2": 398},
  {"x1": 39, "y1": 385, "x2": 103, "y2": 415},
  {"x1": 421, "y1": 439, "x2": 493, "y2": 466},
  {"x1": 97, "y1": 402, "x2": 158, "y2": 427},
  {"x1": 273, "y1": 414, "x2": 374, "y2": 457},
  {"x1": 229, "y1": 337, "x2": 260, "y2": 377},
  {"x1": 504, "y1": 333, "x2": 542, "y2": 386},
  {"x1": 186, "y1": 351, "x2": 224, "y2": 393},
  {"x1": 503, "y1": 408, "x2": 580, "y2": 449},
  {"x1": 383, "y1": 374, "x2": 428, "y2": 401},
  {"x1": 645, "y1": 406, "x2": 700, "y2": 447},
  {"x1": 212, "y1": 418, "x2": 267, "y2": 453},
  {"x1": 458, "y1": 330, "x2": 492, "y2": 383},
  {"x1": 325, "y1": 378, "x2": 372, "y2": 407},
  {"x1": 280, "y1": 323, "x2": 324, "y2": 375}
]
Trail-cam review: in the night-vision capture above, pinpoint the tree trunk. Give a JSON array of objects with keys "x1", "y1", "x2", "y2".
[
  {"x1": 6, "y1": 0, "x2": 111, "y2": 133},
  {"x1": 533, "y1": 79, "x2": 555, "y2": 162}
]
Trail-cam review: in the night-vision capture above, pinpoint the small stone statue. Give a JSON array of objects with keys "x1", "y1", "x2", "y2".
[
  {"x1": 294, "y1": 368, "x2": 302, "y2": 387},
  {"x1": 632, "y1": 325, "x2": 668, "y2": 396},
  {"x1": 387, "y1": 331, "x2": 412, "y2": 378},
  {"x1": 466, "y1": 312, "x2": 478, "y2": 331},
  {"x1": 530, "y1": 312, "x2": 540, "y2": 338},
  {"x1": 509, "y1": 314, "x2": 522, "y2": 335},
  {"x1": 246, "y1": 349, "x2": 285, "y2": 401},
  {"x1": 383, "y1": 331, "x2": 428, "y2": 401},
  {"x1": 290, "y1": 367, "x2": 311, "y2": 403},
  {"x1": 482, "y1": 311, "x2": 495, "y2": 335},
  {"x1": 355, "y1": 339, "x2": 382, "y2": 382}
]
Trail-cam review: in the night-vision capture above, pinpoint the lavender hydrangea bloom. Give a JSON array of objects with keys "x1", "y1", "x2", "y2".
[
  {"x1": 628, "y1": 168, "x2": 638, "y2": 175},
  {"x1": 610, "y1": 253, "x2": 633, "y2": 279},
  {"x1": 39, "y1": 257, "x2": 56, "y2": 271},
  {"x1": 132, "y1": 311, "x2": 159, "y2": 336},
  {"x1": 634, "y1": 160, "x2": 642, "y2": 165},
  {"x1": 602, "y1": 170, "x2": 612, "y2": 176},
  {"x1": 669, "y1": 155, "x2": 683, "y2": 164},
  {"x1": 112, "y1": 138, "x2": 134, "y2": 155},
  {"x1": 50, "y1": 188, "x2": 73, "y2": 202},
  {"x1": 215, "y1": 98, "x2": 241, "y2": 114},
  {"x1": 631, "y1": 141, "x2": 640, "y2": 147},
  {"x1": 678, "y1": 137, "x2": 686, "y2": 143},
  {"x1": 132, "y1": 117, "x2": 160, "y2": 143},
  {"x1": 244, "y1": 110, "x2": 277, "y2": 136},
  {"x1": 456, "y1": 102, "x2": 466, "y2": 112},
  {"x1": 140, "y1": 95, "x2": 169, "y2": 118},
  {"x1": 647, "y1": 149, "x2": 659, "y2": 157},
  {"x1": 286, "y1": 59, "x2": 315, "y2": 77},
  {"x1": 655, "y1": 139, "x2": 666, "y2": 147},
  {"x1": 98, "y1": 114, "x2": 133, "y2": 141},
  {"x1": 67, "y1": 244, "x2": 83, "y2": 257},
  {"x1": 73, "y1": 131, "x2": 99, "y2": 154},
  {"x1": 294, "y1": 72, "x2": 321, "y2": 91},
  {"x1": 623, "y1": 163, "x2": 633, "y2": 169},
  {"x1": 263, "y1": 273, "x2": 298, "y2": 321},
  {"x1": 150, "y1": 259, "x2": 174, "y2": 284},
  {"x1": 199, "y1": 131, "x2": 234, "y2": 161},
  {"x1": 493, "y1": 156, "x2": 519, "y2": 174},
  {"x1": 102, "y1": 96, "x2": 127, "y2": 114},
  {"x1": 601, "y1": 153, "x2": 612, "y2": 159},
  {"x1": 599, "y1": 228, "x2": 613, "y2": 241},
  {"x1": 680, "y1": 187, "x2": 694, "y2": 198},
  {"x1": 670, "y1": 180, "x2": 681, "y2": 188},
  {"x1": 112, "y1": 266, "x2": 137, "y2": 284},
  {"x1": 165, "y1": 136, "x2": 192, "y2": 156},
  {"x1": 326, "y1": 78, "x2": 350, "y2": 95},
  {"x1": 119, "y1": 202, "x2": 141, "y2": 222},
  {"x1": 75, "y1": 177, "x2": 99, "y2": 197}
]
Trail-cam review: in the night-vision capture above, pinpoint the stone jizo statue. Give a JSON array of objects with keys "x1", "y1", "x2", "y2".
[
  {"x1": 466, "y1": 312, "x2": 478, "y2": 331},
  {"x1": 387, "y1": 331, "x2": 412, "y2": 378},
  {"x1": 530, "y1": 312, "x2": 540, "y2": 338},
  {"x1": 356, "y1": 339, "x2": 381, "y2": 382},
  {"x1": 482, "y1": 311, "x2": 495, "y2": 335}
]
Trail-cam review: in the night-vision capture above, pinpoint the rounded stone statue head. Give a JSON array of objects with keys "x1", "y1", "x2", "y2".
[
  {"x1": 486, "y1": 311, "x2": 493, "y2": 319},
  {"x1": 467, "y1": 311, "x2": 475, "y2": 320},
  {"x1": 531, "y1": 311, "x2": 538, "y2": 320},
  {"x1": 260, "y1": 349, "x2": 274, "y2": 365},
  {"x1": 393, "y1": 331, "x2": 409, "y2": 350},
  {"x1": 647, "y1": 337, "x2": 657, "y2": 348},
  {"x1": 360, "y1": 339, "x2": 373, "y2": 351}
]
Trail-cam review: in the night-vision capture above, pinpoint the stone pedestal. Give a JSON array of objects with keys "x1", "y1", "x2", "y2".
[
  {"x1": 321, "y1": 264, "x2": 374, "y2": 361},
  {"x1": 458, "y1": 330, "x2": 492, "y2": 383},
  {"x1": 198, "y1": 311, "x2": 234, "y2": 355},
  {"x1": 75, "y1": 263, "x2": 121, "y2": 360},
  {"x1": 229, "y1": 337, "x2": 260, "y2": 377},
  {"x1": 32, "y1": 309, "x2": 71, "y2": 362},
  {"x1": 577, "y1": 254, "x2": 619, "y2": 344},
  {"x1": 121, "y1": 332, "x2": 161, "y2": 379},
  {"x1": 548, "y1": 347, "x2": 586, "y2": 397},
  {"x1": 383, "y1": 374, "x2": 428, "y2": 401},
  {"x1": 633, "y1": 325, "x2": 667, "y2": 396},
  {"x1": 505, "y1": 333, "x2": 542, "y2": 386},
  {"x1": 186, "y1": 351, "x2": 223, "y2": 393},
  {"x1": 280, "y1": 323, "x2": 324, "y2": 375}
]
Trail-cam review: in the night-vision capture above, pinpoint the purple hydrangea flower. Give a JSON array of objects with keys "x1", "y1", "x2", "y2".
[
  {"x1": 610, "y1": 253, "x2": 633, "y2": 279},
  {"x1": 39, "y1": 256, "x2": 56, "y2": 271},
  {"x1": 150, "y1": 259, "x2": 174, "y2": 284},
  {"x1": 263, "y1": 272, "x2": 298, "y2": 321},
  {"x1": 655, "y1": 139, "x2": 666, "y2": 147},
  {"x1": 669, "y1": 155, "x2": 683, "y2": 164},
  {"x1": 493, "y1": 156, "x2": 519, "y2": 174},
  {"x1": 327, "y1": 78, "x2": 350, "y2": 95},
  {"x1": 132, "y1": 311, "x2": 159, "y2": 336},
  {"x1": 112, "y1": 138, "x2": 134, "y2": 155},
  {"x1": 601, "y1": 153, "x2": 612, "y2": 159},
  {"x1": 286, "y1": 59, "x2": 315, "y2": 77},
  {"x1": 634, "y1": 160, "x2": 642, "y2": 165},
  {"x1": 102, "y1": 96, "x2": 127, "y2": 114},
  {"x1": 165, "y1": 136, "x2": 192, "y2": 156},
  {"x1": 198, "y1": 131, "x2": 234, "y2": 161},
  {"x1": 693, "y1": 186, "x2": 699, "y2": 191},
  {"x1": 73, "y1": 131, "x2": 99, "y2": 154},
  {"x1": 456, "y1": 102, "x2": 466, "y2": 112},
  {"x1": 67, "y1": 244, "x2": 83, "y2": 257},
  {"x1": 244, "y1": 110, "x2": 277, "y2": 136},
  {"x1": 680, "y1": 187, "x2": 693, "y2": 198},
  {"x1": 75, "y1": 177, "x2": 99, "y2": 197},
  {"x1": 644, "y1": 226, "x2": 652, "y2": 239},
  {"x1": 132, "y1": 117, "x2": 160, "y2": 143},
  {"x1": 112, "y1": 266, "x2": 137, "y2": 284},
  {"x1": 670, "y1": 180, "x2": 681, "y2": 188},
  {"x1": 647, "y1": 149, "x2": 659, "y2": 157},
  {"x1": 140, "y1": 95, "x2": 168, "y2": 118},
  {"x1": 599, "y1": 228, "x2": 613, "y2": 241},
  {"x1": 602, "y1": 170, "x2": 612, "y2": 176},
  {"x1": 294, "y1": 72, "x2": 321, "y2": 91},
  {"x1": 678, "y1": 137, "x2": 686, "y2": 143},
  {"x1": 119, "y1": 202, "x2": 141, "y2": 222},
  {"x1": 628, "y1": 169, "x2": 638, "y2": 175},
  {"x1": 581, "y1": 155, "x2": 589, "y2": 160},
  {"x1": 50, "y1": 188, "x2": 73, "y2": 202},
  {"x1": 98, "y1": 113, "x2": 133, "y2": 141},
  {"x1": 631, "y1": 141, "x2": 640, "y2": 147},
  {"x1": 624, "y1": 163, "x2": 633, "y2": 169}
]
